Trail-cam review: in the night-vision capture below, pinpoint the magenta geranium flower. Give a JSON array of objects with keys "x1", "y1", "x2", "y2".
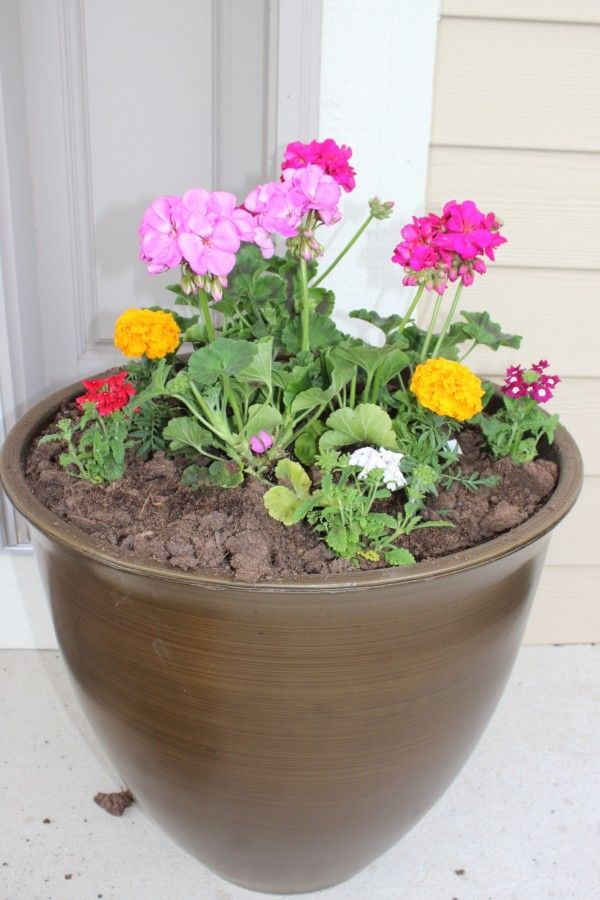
[
  {"x1": 282, "y1": 138, "x2": 356, "y2": 192},
  {"x1": 138, "y1": 195, "x2": 184, "y2": 274},
  {"x1": 391, "y1": 213, "x2": 450, "y2": 294},
  {"x1": 392, "y1": 200, "x2": 506, "y2": 291}
]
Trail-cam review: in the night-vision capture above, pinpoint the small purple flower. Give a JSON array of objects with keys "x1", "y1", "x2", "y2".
[{"x1": 249, "y1": 431, "x2": 273, "y2": 455}]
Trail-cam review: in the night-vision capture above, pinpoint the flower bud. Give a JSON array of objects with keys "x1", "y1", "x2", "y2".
[
  {"x1": 249, "y1": 431, "x2": 273, "y2": 455},
  {"x1": 369, "y1": 197, "x2": 395, "y2": 220}
]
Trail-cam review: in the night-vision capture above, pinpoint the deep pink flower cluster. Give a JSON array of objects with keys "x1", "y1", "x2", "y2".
[
  {"x1": 502, "y1": 360, "x2": 560, "y2": 404},
  {"x1": 281, "y1": 138, "x2": 356, "y2": 193},
  {"x1": 392, "y1": 200, "x2": 507, "y2": 294}
]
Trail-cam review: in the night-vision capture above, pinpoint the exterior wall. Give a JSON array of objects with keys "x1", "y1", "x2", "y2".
[
  {"x1": 319, "y1": 0, "x2": 440, "y2": 333},
  {"x1": 427, "y1": 0, "x2": 600, "y2": 642}
]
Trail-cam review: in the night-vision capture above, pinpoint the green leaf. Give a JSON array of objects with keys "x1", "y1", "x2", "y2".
[
  {"x1": 294, "y1": 420, "x2": 326, "y2": 466},
  {"x1": 205, "y1": 459, "x2": 243, "y2": 487},
  {"x1": 334, "y1": 342, "x2": 382, "y2": 382},
  {"x1": 281, "y1": 315, "x2": 343, "y2": 353},
  {"x1": 237, "y1": 336, "x2": 273, "y2": 390},
  {"x1": 349, "y1": 308, "x2": 406, "y2": 339},
  {"x1": 319, "y1": 404, "x2": 398, "y2": 452},
  {"x1": 385, "y1": 547, "x2": 416, "y2": 567},
  {"x1": 459, "y1": 311, "x2": 522, "y2": 351},
  {"x1": 375, "y1": 347, "x2": 411, "y2": 388},
  {"x1": 162, "y1": 417, "x2": 215, "y2": 454},
  {"x1": 244, "y1": 403, "x2": 283, "y2": 437},
  {"x1": 263, "y1": 485, "x2": 303, "y2": 526},
  {"x1": 181, "y1": 459, "x2": 243, "y2": 489},
  {"x1": 274, "y1": 459, "x2": 311, "y2": 498},
  {"x1": 188, "y1": 338, "x2": 257, "y2": 386},
  {"x1": 290, "y1": 358, "x2": 354, "y2": 415},
  {"x1": 325, "y1": 525, "x2": 348, "y2": 556}
]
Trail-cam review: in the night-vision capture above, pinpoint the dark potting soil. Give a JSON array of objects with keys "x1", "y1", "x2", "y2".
[{"x1": 25, "y1": 404, "x2": 558, "y2": 582}]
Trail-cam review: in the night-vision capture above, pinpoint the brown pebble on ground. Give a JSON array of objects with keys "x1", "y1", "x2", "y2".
[
  {"x1": 93, "y1": 788, "x2": 135, "y2": 817},
  {"x1": 42, "y1": 818, "x2": 51, "y2": 824}
]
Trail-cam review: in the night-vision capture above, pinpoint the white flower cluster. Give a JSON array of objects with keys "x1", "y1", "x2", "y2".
[
  {"x1": 446, "y1": 438, "x2": 463, "y2": 455},
  {"x1": 347, "y1": 446, "x2": 407, "y2": 492}
]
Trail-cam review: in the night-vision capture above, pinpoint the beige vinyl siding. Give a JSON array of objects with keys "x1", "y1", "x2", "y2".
[{"x1": 427, "y1": 2, "x2": 600, "y2": 643}]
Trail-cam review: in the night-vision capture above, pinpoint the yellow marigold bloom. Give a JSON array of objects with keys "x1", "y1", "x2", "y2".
[
  {"x1": 114, "y1": 308, "x2": 180, "y2": 360},
  {"x1": 410, "y1": 358, "x2": 484, "y2": 421}
]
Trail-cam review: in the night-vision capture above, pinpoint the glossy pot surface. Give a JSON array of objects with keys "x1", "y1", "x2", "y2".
[{"x1": 0, "y1": 380, "x2": 583, "y2": 893}]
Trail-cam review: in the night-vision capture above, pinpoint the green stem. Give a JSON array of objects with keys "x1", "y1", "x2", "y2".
[
  {"x1": 299, "y1": 256, "x2": 312, "y2": 353},
  {"x1": 459, "y1": 339, "x2": 477, "y2": 362},
  {"x1": 431, "y1": 280, "x2": 464, "y2": 358},
  {"x1": 349, "y1": 372, "x2": 357, "y2": 408},
  {"x1": 198, "y1": 289, "x2": 216, "y2": 342},
  {"x1": 362, "y1": 370, "x2": 374, "y2": 404},
  {"x1": 420, "y1": 293, "x2": 443, "y2": 361},
  {"x1": 311, "y1": 213, "x2": 374, "y2": 289},
  {"x1": 198, "y1": 289, "x2": 244, "y2": 431},
  {"x1": 396, "y1": 283, "x2": 425, "y2": 333},
  {"x1": 222, "y1": 374, "x2": 243, "y2": 433}
]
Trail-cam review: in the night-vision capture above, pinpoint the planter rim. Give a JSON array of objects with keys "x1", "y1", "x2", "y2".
[{"x1": 0, "y1": 375, "x2": 584, "y2": 594}]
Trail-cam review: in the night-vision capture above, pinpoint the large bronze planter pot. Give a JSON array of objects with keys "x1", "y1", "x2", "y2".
[{"x1": 1, "y1": 380, "x2": 583, "y2": 894}]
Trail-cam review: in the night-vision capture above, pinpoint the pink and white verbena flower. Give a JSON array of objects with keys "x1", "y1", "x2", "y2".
[
  {"x1": 391, "y1": 199, "x2": 507, "y2": 293},
  {"x1": 502, "y1": 360, "x2": 560, "y2": 404}
]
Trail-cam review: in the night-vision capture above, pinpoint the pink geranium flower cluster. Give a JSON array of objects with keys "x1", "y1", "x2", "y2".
[
  {"x1": 502, "y1": 360, "x2": 560, "y2": 404},
  {"x1": 281, "y1": 138, "x2": 356, "y2": 193},
  {"x1": 244, "y1": 163, "x2": 341, "y2": 260},
  {"x1": 392, "y1": 200, "x2": 507, "y2": 294},
  {"x1": 139, "y1": 190, "x2": 250, "y2": 299},
  {"x1": 139, "y1": 139, "x2": 353, "y2": 295}
]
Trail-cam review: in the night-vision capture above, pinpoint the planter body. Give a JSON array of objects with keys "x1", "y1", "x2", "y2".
[{"x1": 0, "y1": 382, "x2": 583, "y2": 894}]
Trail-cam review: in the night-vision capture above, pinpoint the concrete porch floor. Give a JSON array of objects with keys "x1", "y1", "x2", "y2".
[{"x1": 1, "y1": 646, "x2": 598, "y2": 900}]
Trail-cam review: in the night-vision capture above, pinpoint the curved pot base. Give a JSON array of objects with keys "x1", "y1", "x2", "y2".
[{"x1": 36, "y1": 528, "x2": 545, "y2": 893}]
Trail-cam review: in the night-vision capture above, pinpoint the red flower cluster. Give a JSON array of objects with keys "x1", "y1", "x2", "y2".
[
  {"x1": 392, "y1": 200, "x2": 507, "y2": 294},
  {"x1": 502, "y1": 360, "x2": 560, "y2": 404},
  {"x1": 75, "y1": 372, "x2": 136, "y2": 416},
  {"x1": 281, "y1": 138, "x2": 356, "y2": 193}
]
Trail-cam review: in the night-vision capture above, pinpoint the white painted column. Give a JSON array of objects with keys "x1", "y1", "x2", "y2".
[{"x1": 319, "y1": 0, "x2": 440, "y2": 338}]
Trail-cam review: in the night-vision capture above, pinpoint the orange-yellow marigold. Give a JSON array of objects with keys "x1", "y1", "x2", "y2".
[
  {"x1": 410, "y1": 357, "x2": 484, "y2": 421},
  {"x1": 114, "y1": 308, "x2": 180, "y2": 360}
]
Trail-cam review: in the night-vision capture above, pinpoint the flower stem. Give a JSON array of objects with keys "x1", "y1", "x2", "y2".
[
  {"x1": 396, "y1": 283, "x2": 425, "y2": 334},
  {"x1": 198, "y1": 289, "x2": 216, "y2": 343},
  {"x1": 311, "y1": 213, "x2": 374, "y2": 288},
  {"x1": 420, "y1": 293, "x2": 443, "y2": 361},
  {"x1": 431, "y1": 280, "x2": 464, "y2": 359},
  {"x1": 300, "y1": 256, "x2": 311, "y2": 353},
  {"x1": 349, "y1": 372, "x2": 357, "y2": 408},
  {"x1": 222, "y1": 374, "x2": 243, "y2": 433}
]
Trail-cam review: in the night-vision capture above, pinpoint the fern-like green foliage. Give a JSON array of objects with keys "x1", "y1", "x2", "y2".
[{"x1": 38, "y1": 403, "x2": 129, "y2": 484}]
